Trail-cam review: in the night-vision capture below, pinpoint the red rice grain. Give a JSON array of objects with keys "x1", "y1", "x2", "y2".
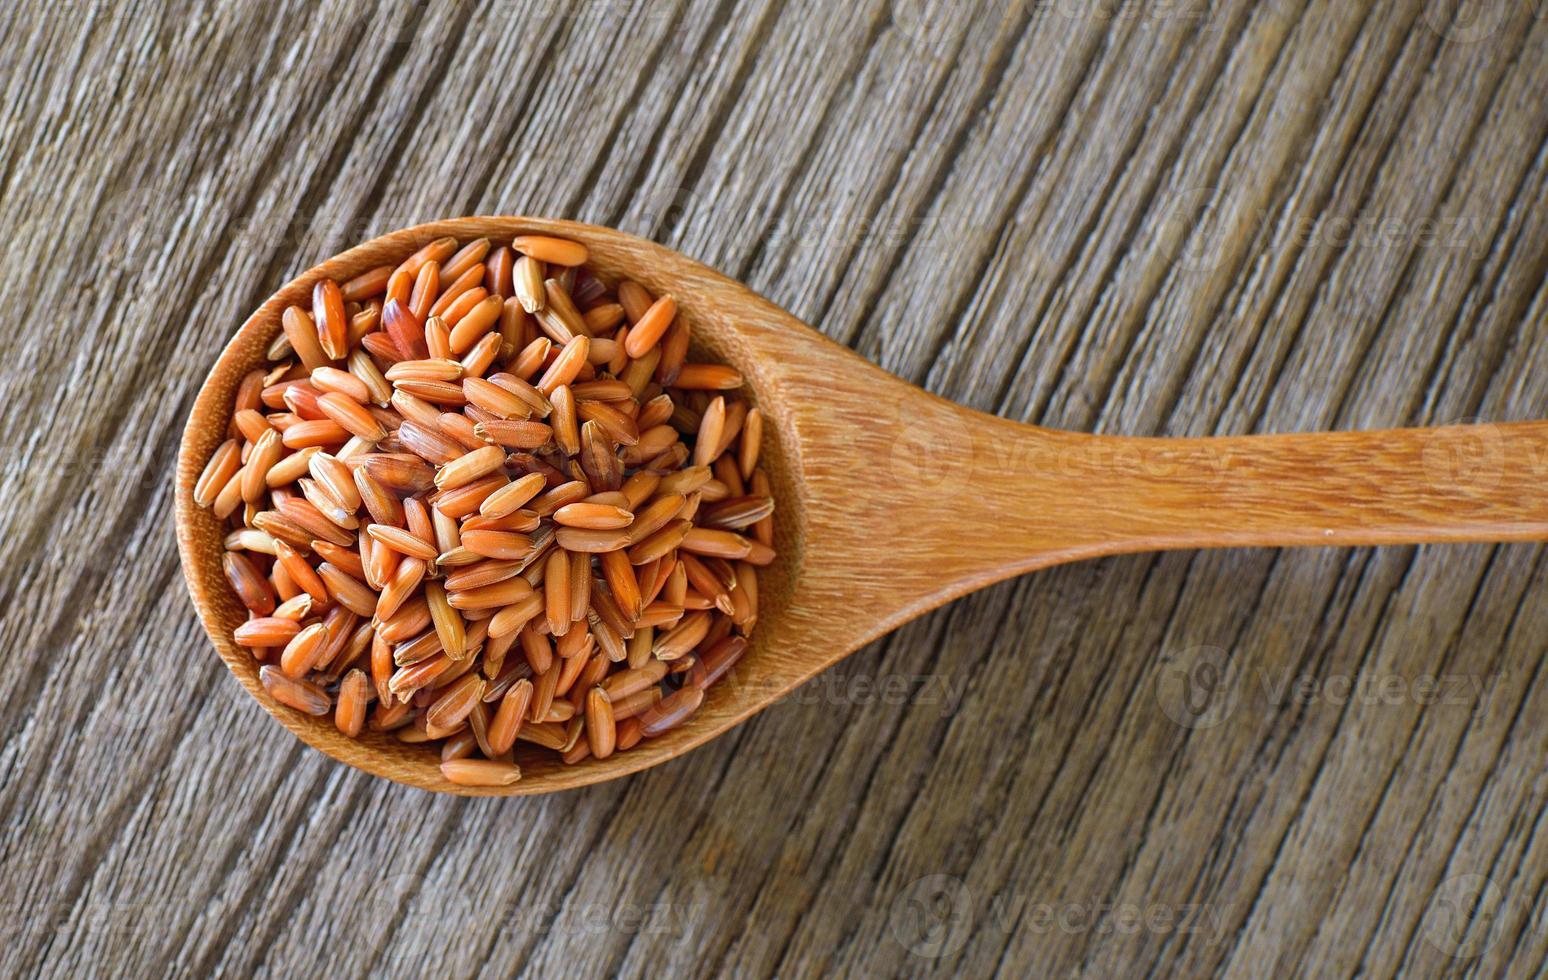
[{"x1": 202, "y1": 233, "x2": 775, "y2": 774}]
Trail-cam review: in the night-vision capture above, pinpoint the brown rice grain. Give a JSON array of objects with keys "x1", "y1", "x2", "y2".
[
  {"x1": 622, "y1": 295, "x2": 676, "y2": 359},
  {"x1": 233, "y1": 408, "x2": 273, "y2": 443},
  {"x1": 552, "y1": 527, "x2": 629, "y2": 553},
  {"x1": 433, "y1": 445, "x2": 504, "y2": 490},
  {"x1": 688, "y1": 635, "x2": 748, "y2": 690},
  {"x1": 440, "y1": 237, "x2": 490, "y2": 284},
  {"x1": 600, "y1": 658, "x2": 668, "y2": 701},
  {"x1": 273, "y1": 540, "x2": 327, "y2": 604},
  {"x1": 615, "y1": 717, "x2": 644, "y2": 750},
  {"x1": 225, "y1": 528, "x2": 277, "y2": 554},
  {"x1": 319, "y1": 562, "x2": 378, "y2": 617},
  {"x1": 272, "y1": 593, "x2": 315, "y2": 620},
  {"x1": 554, "y1": 646, "x2": 593, "y2": 699},
  {"x1": 335, "y1": 669, "x2": 370, "y2": 737},
  {"x1": 577, "y1": 399, "x2": 640, "y2": 446},
  {"x1": 378, "y1": 597, "x2": 431, "y2": 644},
  {"x1": 393, "y1": 378, "x2": 466, "y2": 405},
  {"x1": 260, "y1": 665, "x2": 331, "y2": 715},
  {"x1": 654, "y1": 610, "x2": 710, "y2": 660},
  {"x1": 440, "y1": 758, "x2": 521, "y2": 787},
  {"x1": 309, "y1": 453, "x2": 363, "y2": 510},
  {"x1": 426, "y1": 581, "x2": 467, "y2": 660},
  {"x1": 233, "y1": 617, "x2": 301, "y2": 647},
  {"x1": 528, "y1": 662, "x2": 561, "y2": 723},
  {"x1": 195, "y1": 439, "x2": 242, "y2": 507},
  {"x1": 679, "y1": 527, "x2": 754, "y2": 559},
  {"x1": 383, "y1": 298, "x2": 430, "y2": 361},
  {"x1": 535, "y1": 337, "x2": 589, "y2": 395},
  {"x1": 611, "y1": 688, "x2": 661, "y2": 721},
  {"x1": 656, "y1": 318, "x2": 691, "y2": 386},
  {"x1": 627, "y1": 519, "x2": 692, "y2": 565},
  {"x1": 397, "y1": 236, "x2": 457, "y2": 280},
  {"x1": 692, "y1": 396, "x2": 725, "y2": 469},
  {"x1": 282, "y1": 306, "x2": 329, "y2": 372},
  {"x1": 459, "y1": 529, "x2": 533, "y2": 561},
  {"x1": 410, "y1": 261, "x2": 440, "y2": 322},
  {"x1": 348, "y1": 304, "x2": 382, "y2": 347},
  {"x1": 280, "y1": 418, "x2": 351, "y2": 450},
  {"x1": 361, "y1": 331, "x2": 403, "y2": 365},
  {"x1": 461, "y1": 332, "x2": 502, "y2": 377},
  {"x1": 367, "y1": 523, "x2": 439, "y2": 561},
  {"x1": 431, "y1": 473, "x2": 507, "y2": 519},
  {"x1": 583, "y1": 303, "x2": 626, "y2": 334},
  {"x1": 343, "y1": 264, "x2": 392, "y2": 301},
  {"x1": 447, "y1": 576, "x2": 533, "y2": 610},
  {"x1": 361, "y1": 453, "x2": 435, "y2": 494},
  {"x1": 479, "y1": 472, "x2": 546, "y2": 519},
  {"x1": 510, "y1": 235, "x2": 587, "y2": 266},
  {"x1": 638, "y1": 685, "x2": 704, "y2": 737},
  {"x1": 389, "y1": 389, "x2": 444, "y2": 431},
  {"x1": 625, "y1": 625, "x2": 653, "y2": 669},
  {"x1": 516, "y1": 721, "x2": 566, "y2": 751},
  {"x1": 429, "y1": 265, "x2": 485, "y2": 319},
  {"x1": 552, "y1": 502, "x2": 633, "y2": 530},
  {"x1": 487, "y1": 678, "x2": 532, "y2": 755},
  {"x1": 314, "y1": 279, "x2": 349, "y2": 360},
  {"x1": 389, "y1": 653, "x2": 453, "y2": 702},
  {"x1": 513, "y1": 255, "x2": 546, "y2": 313},
  {"x1": 441, "y1": 730, "x2": 478, "y2": 762},
  {"x1": 426, "y1": 673, "x2": 483, "y2": 733},
  {"x1": 673, "y1": 364, "x2": 742, "y2": 390},
  {"x1": 544, "y1": 549, "x2": 571, "y2": 636},
  {"x1": 585, "y1": 687, "x2": 616, "y2": 759},
  {"x1": 386, "y1": 358, "x2": 464, "y2": 383},
  {"x1": 449, "y1": 294, "x2": 503, "y2": 353},
  {"x1": 439, "y1": 287, "x2": 489, "y2": 328},
  {"x1": 241, "y1": 430, "x2": 283, "y2": 503},
  {"x1": 485, "y1": 246, "x2": 515, "y2": 298},
  {"x1": 637, "y1": 393, "x2": 674, "y2": 431},
  {"x1": 536, "y1": 278, "x2": 588, "y2": 344},
  {"x1": 616, "y1": 280, "x2": 653, "y2": 322},
  {"x1": 278, "y1": 623, "x2": 329, "y2": 678},
  {"x1": 434, "y1": 412, "x2": 485, "y2": 452},
  {"x1": 462, "y1": 509, "x2": 540, "y2": 533},
  {"x1": 512, "y1": 337, "x2": 552, "y2": 379}
]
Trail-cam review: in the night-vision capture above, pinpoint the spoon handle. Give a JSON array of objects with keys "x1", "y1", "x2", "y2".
[{"x1": 1001, "y1": 419, "x2": 1548, "y2": 564}]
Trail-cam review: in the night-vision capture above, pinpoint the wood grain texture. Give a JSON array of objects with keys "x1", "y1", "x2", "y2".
[{"x1": 4, "y1": 0, "x2": 1547, "y2": 975}]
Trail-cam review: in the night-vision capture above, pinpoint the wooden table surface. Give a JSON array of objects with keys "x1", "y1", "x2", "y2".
[{"x1": 4, "y1": 0, "x2": 1546, "y2": 976}]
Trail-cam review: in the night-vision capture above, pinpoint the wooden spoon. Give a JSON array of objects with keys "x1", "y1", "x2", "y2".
[{"x1": 176, "y1": 217, "x2": 1548, "y2": 796}]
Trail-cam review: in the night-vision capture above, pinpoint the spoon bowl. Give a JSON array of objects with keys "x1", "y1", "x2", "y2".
[{"x1": 177, "y1": 217, "x2": 1548, "y2": 795}]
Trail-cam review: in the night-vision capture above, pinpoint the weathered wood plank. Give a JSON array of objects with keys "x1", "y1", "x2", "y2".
[{"x1": 0, "y1": 0, "x2": 1544, "y2": 977}]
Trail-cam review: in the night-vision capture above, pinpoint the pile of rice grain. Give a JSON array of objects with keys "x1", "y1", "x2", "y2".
[{"x1": 195, "y1": 233, "x2": 773, "y2": 787}]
